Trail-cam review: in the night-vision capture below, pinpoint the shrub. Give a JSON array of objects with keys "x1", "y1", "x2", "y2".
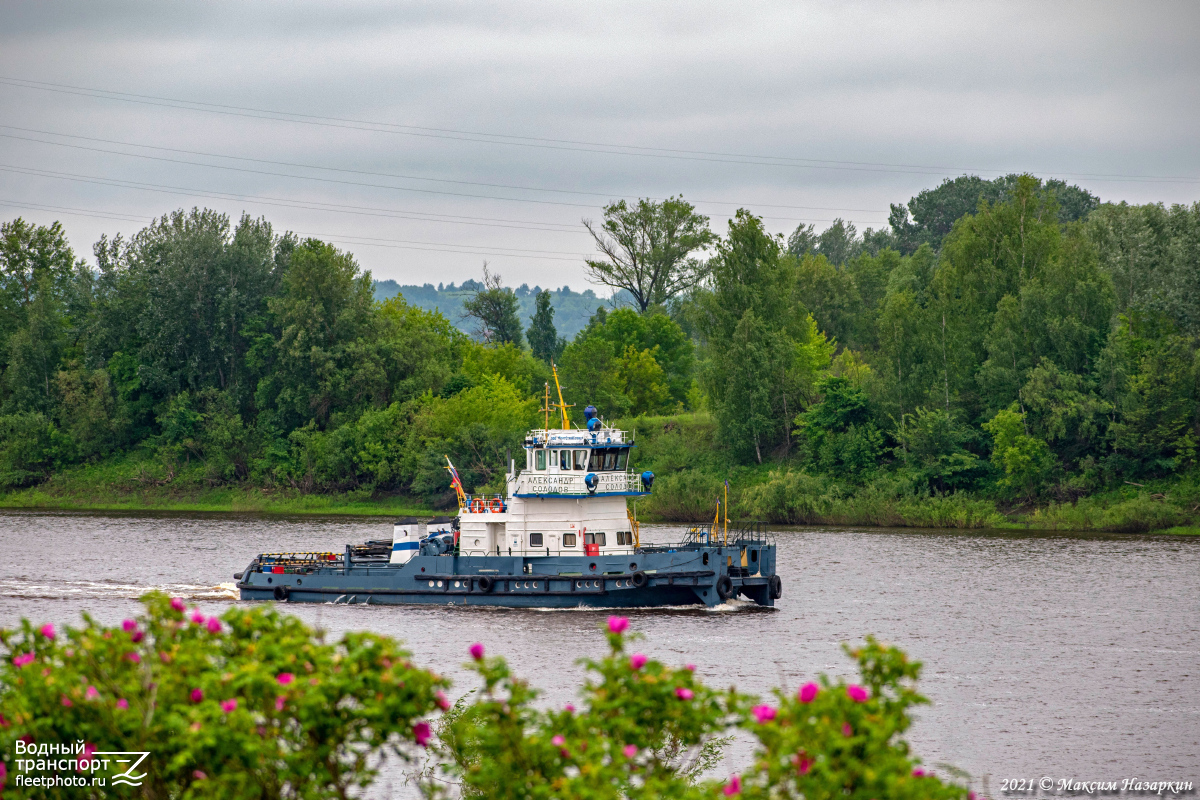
[
  {"x1": 426, "y1": 621, "x2": 970, "y2": 800},
  {"x1": 0, "y1": 593, "x2": 445, "y2": 797}
]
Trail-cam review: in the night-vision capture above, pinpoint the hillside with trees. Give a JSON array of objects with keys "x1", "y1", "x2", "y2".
[{"x1": 1, "y1": 175, "x2": 1197, "y2": 530}]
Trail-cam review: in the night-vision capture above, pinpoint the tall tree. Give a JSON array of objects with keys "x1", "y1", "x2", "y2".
[
  {"x1": 583, "y1": 197, "x2": 715, "y2": 313},
  {"x1": 526, "y1": 289, "x2": 563, "y2": 364},
  {"x1": 462, "y1": 264, "x2": 524, "y2": 346}
]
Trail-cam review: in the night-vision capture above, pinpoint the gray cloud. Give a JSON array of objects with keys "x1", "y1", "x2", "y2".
[{"x1": 1, "y1": 0, "x2": 1197, "y2": 287}]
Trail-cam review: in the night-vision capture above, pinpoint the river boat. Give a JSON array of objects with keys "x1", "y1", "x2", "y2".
[{"x1": 236, "y1": 376, "x2": 781, "y2": 609}]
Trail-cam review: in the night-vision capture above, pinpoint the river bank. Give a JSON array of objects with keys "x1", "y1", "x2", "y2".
[{"x1": 3, "y1": 432, "x2": 1197, "y2": 531}]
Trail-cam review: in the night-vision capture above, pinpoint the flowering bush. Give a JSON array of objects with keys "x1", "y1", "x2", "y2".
[
  {"x1": 4, "y1": 602, "x2": 972, "y2": 800},
  {"x1": 424, "y1": 619, "x2": 971, "y2": 800},
  {"x1": 0, "y1": 593, "x2": 446, "y2": 798}
]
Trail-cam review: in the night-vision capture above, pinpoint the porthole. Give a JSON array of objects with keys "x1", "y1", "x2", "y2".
[
  {"x1": 454, "y1": 581, "x2": 460, "y2": 588},
  {"x1": 629, "y1": 563, "x2": 638, "y2": 571},
  {"x1": 428, "y1": 581, "x2": 435, "y2": 588},
  {"x1": 437, "y1": 580, "x2": 443, "y2": 588},
  {"x1": 267, "y1": 577, "x2": 273, "y2": 584},
  {"x1": 532, "y1": 582, "x2": 538, "y2": 589},
  {"x1": 296, "y1": 579, "x2": 302, "y2": 585},
  {"x1": 589, "y1": 562, "x2": 597, "y2": 571}
]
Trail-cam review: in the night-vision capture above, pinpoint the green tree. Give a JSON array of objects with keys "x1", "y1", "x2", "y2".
[
  {"x1": 583, "y1": 197, "x2": 716, "y2": 312},
  {"x1": 256, "y1": 238, "x2": 379, "y2": 431},
  {"x1": 794, "y1": 376, "x2": 884, "y2": 481},
  {"x1": 462, "y1": 265, "x2": 525, "y2": 346},
  {"x1": 983, "y1": 404, "x2": 1056, "y2": 499},
  {"x1": 893, "y1": 407, "x2": 983, "y2": 492},
  {"x1": 694, "y1": 212, "x2": 832, "y2": 462},
  {"x1": 526, "y1": 288, "x2": 564, "y2": 364}
]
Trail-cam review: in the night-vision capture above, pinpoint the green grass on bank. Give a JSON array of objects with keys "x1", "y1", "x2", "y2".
[
  {"x1": 0, "y1": 451, "x2": 433, "y2": 517},
  {"x1": 620, "y1": 412, "x2": 1200, "y2": 535},
  {"x1": 4, "y1": 414, "x2": 1198, "y2": 534}
]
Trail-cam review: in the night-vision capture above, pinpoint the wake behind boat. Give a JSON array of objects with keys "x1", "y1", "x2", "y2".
[{"x1": 236, "y1": 375, "x2": 781, "y2": 608}]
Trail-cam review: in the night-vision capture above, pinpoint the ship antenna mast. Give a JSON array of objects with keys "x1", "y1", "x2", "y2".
[
  {"x1": 540, "y1": 382, "x2": 551, "y2": 440},
  {"x1": 550, "y1": 362, "x2": 573, "y2": 430}
]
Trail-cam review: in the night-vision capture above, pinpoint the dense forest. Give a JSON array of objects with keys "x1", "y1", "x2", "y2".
[
  {"x1": 373, "y1": 279, "x2": 616, "y2": 340},
  {"x1": 1, "y1": 174, "x2": 1197, "y2": 530}
]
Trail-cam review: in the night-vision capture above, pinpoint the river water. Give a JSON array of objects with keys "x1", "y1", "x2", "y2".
[{"x1": 1, "y1": 510, "x2": 1197, "y2": 795}]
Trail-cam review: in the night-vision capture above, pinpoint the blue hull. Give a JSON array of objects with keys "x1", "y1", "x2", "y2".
[{"x1": 238, "y1": 545, "x2": 780, "y2": 609}]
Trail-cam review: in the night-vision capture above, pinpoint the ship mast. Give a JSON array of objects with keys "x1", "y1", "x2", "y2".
[{"x1": 550, "y1": 362, "x2": 573, "y2": 430}]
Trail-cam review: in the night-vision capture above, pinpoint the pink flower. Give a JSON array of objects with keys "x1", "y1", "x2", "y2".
[
  {"x1": 126, "y1": 652, "x2": 141, "y2": 664},
  {"x1": 61, "y1": 695, "x2": 73, "y2": 707},
  {"x1": 122, "y1": 619, "x2": 137, "y2": 632},
  {"x1": 469, "y1": 642, "x2": 484, "y2": 660},
  {"x1": 563, "y1": 704, "x2": 575, "y2": 713},
  {"x1": 86, "y1": 686, "x2": 99, "y2": 700},
  {"x1": 130, "y1": 630, "x2": 144, "y2": 643},
  {"x1": 276, "y1": 672, "x2": 295, "y2": 685},
  {"x1": 913, "y1": 768, "x2": 925, "y2": 777},
  {"x1": 623, "y1": 744, "x2": 638, "y2": 758},
  {"x1": 751, "y1": 704, "x2": 776, "y2": 724},
  {"x1": 413, "y1": 721, "x2": 431, "y2": 747},
  {"x1": 629, "y1": 653, "x2": 647, "y2": 670},
  {"x1": 190, "y1": 611, "x2": 205, "y2": 625},
  {"x1": 275, "y1": 695, "x2": 286, "y2": 711},
  {"x1": 221, "y1": 699, "x2": 237, "y2": 713},
  {"x1": 685, "y1": 663, "x2": 696, "y2": 672},
  {"x1": 795, "y1": 755, "x2": 812, "y2": 775},
  {"x1": 39, "y1": 623, "x2": 55, "y2": 640},
  {"x1": 1, "y1": 760, "x2": 7, "y2": 787},
  {"x1": 170, "y1": 597, "x2": 186, "y2": 612},
  {"x1": 724, "y1": 774, "x2": 742, "y2": 796},
  {"x1": 607, "y1": 616, "x2": 629, "y2": 634},
  {"x1": 675, "y1": 687, "x2": 694, "y2": 700},
  {"x1": 435, "y1": 690, "x2": 450, "y2": 710},
  {"x1": 193, "y1": 770, "x2": 206, "y2": 780},
  {"x1": 798, "y1": 682, "x2": 819, "y2": 703},
  {"x1": 116, "y1": 699, "x2": 129, "y2": 710},
  {"x1": 205, "y1": 618, "x2": 222, "y2": 634},
  {"x1": 13, "y1": 653, "x2": 35, "y2": 668},
  {"x1": 551, "y1": 735, "x2": 565, "y2": 746},
  {"x1": 846, "y1": 684, "x2": 869, "y2": 703},
  {"x1": 842, "y1": 722, "x2": 853, "y2": 737},
  {"x1": 190, "y1": 688, "x2": 204, "y2": 703},
  {"x1": 77, "y1": 743, "x2": 96, "y2": 771}
]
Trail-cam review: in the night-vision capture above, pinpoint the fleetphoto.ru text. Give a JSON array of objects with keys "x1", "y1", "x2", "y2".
[{"x1": 10, "y1": 739, "x2": 149, "y2": 789}]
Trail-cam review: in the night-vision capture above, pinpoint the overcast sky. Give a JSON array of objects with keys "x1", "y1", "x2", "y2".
[{"x1": 1, "y1": 0, "x2": 1198, "y2": 289}]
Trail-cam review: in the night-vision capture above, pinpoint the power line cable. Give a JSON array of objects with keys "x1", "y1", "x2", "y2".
[
  {"x1": 6, "y1": 75, "x2": 1196, "y2": 183},
  {"x1": 0, "y1": 161, "x2": 886, "y2": 227},
  {"x1": 0, "y1": 124, "x2": 889, "y2": 213},
  {"x1": 0, "y1": 196, "x2": 586, "y2": 261},
  {"x1": 0, "y1": 164, "x2": 588, "y2": 233}
]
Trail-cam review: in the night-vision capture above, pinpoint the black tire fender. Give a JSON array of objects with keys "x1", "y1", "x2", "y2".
[
  {"x1": 630, "y1": 570, "x2": 648, "y2": 588},
  {"x1": 716, "y1": 575, "x2": 734, "y2": 600},
  {"x1": 769, "y1": 574, "x2": 783, "y2": 600},
  {"x1": 273, "y1": 585, "x2": 290, "y2": 602},
  {"x1": 477, "y1": 576, "x2": 495, "y2": 593}
]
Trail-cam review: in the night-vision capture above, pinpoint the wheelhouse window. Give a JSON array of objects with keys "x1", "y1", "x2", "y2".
[
  {"x1": 529, "y1": 533, "x2": 543, "y2": 547},
  {"x1": 603, "y1": 450, "x2": 617, "y2": 470},
  {"x1": 573, "y1": 450, "x2": 588, "y2": 470},
  {"x1": 588, "y1": 449, "x2": 603, "y2": 471},
  {"x1": 559, "y1": 450, "x2": 570, "y2": 470},
  {"x1": 562, "y1": 533, "x2": 577, "y2": 547},
  {"x1": 615, "y1": 449, "x2": 627, "y2": 470},
  {"x1": 535, "y1": 449, "x2": 547, "y2": 470}
]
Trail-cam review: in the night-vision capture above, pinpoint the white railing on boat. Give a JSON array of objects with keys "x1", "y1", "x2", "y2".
[{"x1": 525, "y1": 428, "x2": 630, "y2": 446}]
